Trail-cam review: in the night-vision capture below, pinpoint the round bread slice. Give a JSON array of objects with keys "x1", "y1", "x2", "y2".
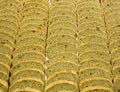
[
  {"x1": 81, "y1": 86, "x2": 113, "y2": 92},
  {"x1": 22, "y1": 7, "x2": 47, "y2": 17},
  {"x1": 78, "y1": 42, "x2": 108, "y2": 53},
  {"x1": 47, "y1": 34, "x2": 76, "y2": 46},
  {"x1": 112, "y1": 66, "x2": 120, "y2": 77},
  {"x1": 18, "y1": 29, "x2": 46, "y2": 39},
  {"x1": 110, "y1": 31, "x2": 120, "y2": 42},
  {"x1": 50, "y1": 5, "x2": 75, "y2": 13},
  {"x1": 9, "y1": 78, "x2": 44, "y2": 92},
  {"x1": 47, "y1": 42, "x2": 77, "y2": 57},
  {"x1": 48, "y1": 52, "x2": 78, "y2": 64},
  {"x1": 0, "y1": 79, "x2": 8, "y2": 92},
  {"x1": 15, "y1": 37, "x2": 45, "y2": 48},
  {"x1": 12, "y1": 87, "x2": 41, "y2": 92},
  {"x1": 0, "y1": 31, "x2": 15, "y2": 42},
  {"x1": 0, "y1": 71, "x2": 8, "y2": 81},
  {"x1": 48, "y1": 27, "x2": 76, "y2": 38},
  {"x1": 22, "y1": 1, "x2": 48, "y2": 12},
  {"x1": 46, "y1": 61, "x2": 78, "y2": 76},
  {"x1": 49, "y1": 9, "x2": 75, "y2": 18},
  {"x1": 0, "y1": 53, "x2": 11, "y2": 66},
  {"x1": 0, "y1": 63, "x2": 9, "y2": 74},
  {"x1": 46, "y1": 70, "x2": 78, "y2": 84},
  {"x1": 11, "y1": 60, "x2": 44, "y2": 73},
  {"x1": 111, "y1": 48, "x2": 120, "y2": 61},
  {"x1": 45, "y1": 80, "x2": 78, "y2": 92},
  {"x1": 79, "y1": 58, "x2": 111, "y2": 71},
  {"x1": 109, "y1": 39, "x2": 120, "y2": 51},
  {"x1": 13, "y1": 51, "x2": 45, "y2": 63},
  {"x1": 114, "y1": 77, "x2": 120, "y2": 92},
  {"x1": 78, "y1": 27, "x2": 106, "y2": 39},
  {"x1": 78, "y1": 50, "x2": 110, "y2": 62},
  {"x1": 49, "y1": 15, "x2": 76, "y2": 23},
  {"x1": 24, "y1": 0, "x2": 48, "y2": 7},
  {"x1": 79, "y1": 77, "x2": 113, "y2": 90},
  {"x1": 10, "y1": 68, "x2": 44, "y2": 85},
  {"x1": 0, "y1": 44, "x2": 12, "y2": 56},
  {"x1": 0, "y1": 19, "x2": 18, "y2": 29},
  {"x1": 79, "y1": 67, "x2": 112, "y2": 81},
  {"x1": 14, "y1": 44, "x2": 44, "y2": 55},
  {"x1": 49, "y1": 21, "x2": 76, "y2": 31}
]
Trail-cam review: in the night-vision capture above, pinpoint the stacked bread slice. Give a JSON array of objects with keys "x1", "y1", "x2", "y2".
[
  {"x1": 45, "y1": 0, "x2": 79, "y2": 92},
  {"x1": 102, "y1": 0, "x2": 120, "y2": 91},
  {"x1": 9, "y1": 0, "x2": 48, "y2": 92},
  {"x1": 0, "y1": 0, "x2": 21, "y2": 91},
  {"x1": 77, "y1": 0, "x2": 113, "y2": 91}
]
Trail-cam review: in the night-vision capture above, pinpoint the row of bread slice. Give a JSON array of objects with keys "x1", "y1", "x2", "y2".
[
  {"x1": 45, "y1": 0, "x2": 79, "y2": 92},
  {"x1": 102, "y1": 0, "x2": 120, "y2": 92},
  {"x1": 77, "y1": 0, "x2": 113, "y2": 91},
  {"x1": 9, "y1": 0, "x2": 48, "y2": 92},
  {"x1": 16, "y1": 0, "x2": 48, "y2": 44},
  {"x1": 47, "y1": 1, "x2": 77, "y2": 58},
  {"x1": 45, "y1": 59, "x2": 79, "y2": 92},
  {"x1": 9, "y1": 60, "x2": 45, "y2": 92},
  {"x1": 0, "y1": 0, "x2": 21, "y2": 92}
]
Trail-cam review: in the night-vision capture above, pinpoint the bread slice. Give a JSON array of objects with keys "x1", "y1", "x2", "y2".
[
  {"x1": 112, "y1": 66, "x2": 120, "y2": 77},
  {"x1": 79, "y1": 59, "x2": 112, "y2": 71},
  {"x1": 0, "y1": 79, "x2": 8, "y2": 92},
  {"x1": 49, "y1": 9, "x2": 75, "y2": 18},
  {"x1": 13, "y1": 51, "x2": 45, "y2": 63},
  {"x1": 0, "y1": 71, "x2": 8, "y2": 81},
  {"x1": 50, "y1": 5, "x2": 75, "y2": 13},
  {"x1": 15, "y1": 37, "x2": 45, "y2": 48},
  {"x1": 79, "y1": 50, "x2": 110, "y2": 62},
  {"x1": 46, "y1": 70, "x2": 78, "y2": 84},
  {"x1": 0, "y1": 63, "x2": 9, "y2": 74},
  {"x1": 81, "y1": 86, "x2": 112, "y2": 92},
  {"x1": 79, "y1": 77, "x2": 113, "y2": 91},
  {"x1": 0, "y1": 53, "x2": 11, "y2": 66},
  {"x1": 47, "y1": 35, "x2": 76, "y2": 46},
  {"x1": 78, "y1": 35, "x2": 107, "y2": 46},
  {"x1": 111, "y1": 48, "x2": 120, "y2": 61},
  {"x1": 21, "y1": 18, "x2": 47, "y2": 27},
  {"x1": 49, "y1": 21, "x2": 76, "y2": 30},
  {"x1": 46, "y1": 61, "x2": 78, "y2": 76},
  {"x1": 19, "y1": 23, "x2": 46, "y2": 34},
  {"x1": 49, "y1": 15, "x2": 76, "y2": 23},
  {"x1": 9, "y1": 78, "x2": 44, "y2": 92},
  {"x1": 10, "y1": 68, "x2": 44, "y2": 84},
  {"x1": 114, "y1": 77, "x2": 120, "y2": 92},
  {"x1": 11, "y1": 60, "x2": 44, "y2": 73},
  {"x1": 78, "y1": 27, "x2": 106, "y2": 39},
  {"x1": 110, "y1": 31, "x2": 120, "y2": 42},
  {"x1": 48, "y1": 52, "x2": 77, "y2": 63},
  {"x1": 79, "y1": 67, "x2": 112, "y2": 81},
  {"x1": 0, "y1": 45, "x2": 12, "y2": 56},
  {"x1": 18, "y1": 29, "x2": 46, "y2": 39},
  {"x1": 22, "y1": 2, "x2": 48, "y2": 12},
  {"x1": 0, "y1": 25, "x2": 16, "y2": 36},
  {"x1": 11, "y1": 87, "x2": 41, "y2": 92},
  {"x1": 47, "y1": 42, "x2": 77, "y2": 57},
  {"x1": 0, "y1": 31, "x2": 15, "y2": 42},
  {"x1": 110, "y1": 39, "x2": 120, "y2": 52},
  {"x1": 24, "y1": 0, "x2": 48, "y2": 7},
  {"x1": 0, "y1": 19, "x2": 18, "y2": 29},
  {"x1": 0, "y1": 37, "x2": 14, "y2": 48},
  {"x1": 14, "y1": 44, "x2": 44, "y2": 55},
  {"x1": 45, "y1": 80, "x2": 78, "y2": 92},
  {"x1": 48, "y1": 27, "x2": 76, "y2": 38},
  {"x1": 78, "y1": 42, "x2": 108, "y2": 53}
]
